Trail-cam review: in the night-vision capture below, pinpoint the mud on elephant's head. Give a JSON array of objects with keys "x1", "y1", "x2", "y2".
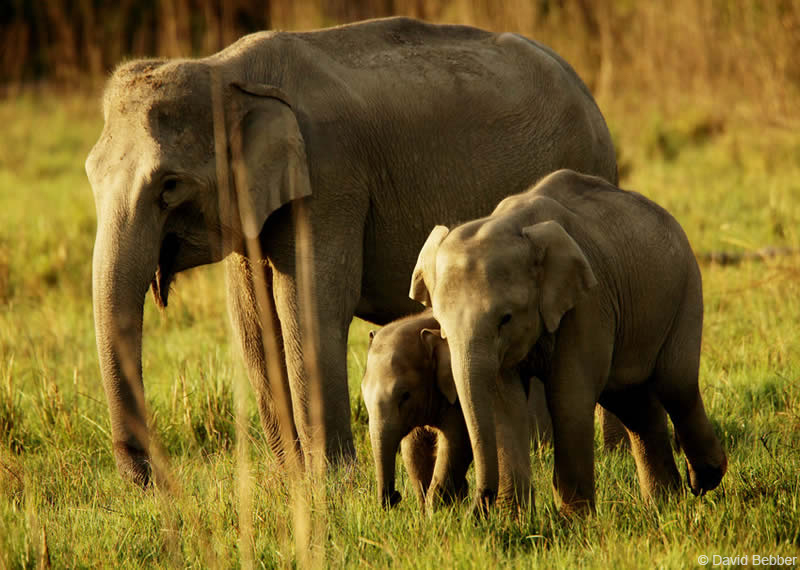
[{"x1": 85, "y1": 59, "x2": 311, "y2": 484}]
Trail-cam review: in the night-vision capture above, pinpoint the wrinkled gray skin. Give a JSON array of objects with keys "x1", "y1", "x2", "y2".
[
  {"x1": 361, "y1": 310, "x2": 552, "y2": 511},
  {"x1": 86, "y1": 17, "x2": 617, "y2": 484},
  {"x1": 411, "y1": 169, "x2": 727, "y2": 515}
]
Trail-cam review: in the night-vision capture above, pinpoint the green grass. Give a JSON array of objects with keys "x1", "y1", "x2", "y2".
[{"x1": 1, "y1": 90, "x2": 799, "y2": 568}]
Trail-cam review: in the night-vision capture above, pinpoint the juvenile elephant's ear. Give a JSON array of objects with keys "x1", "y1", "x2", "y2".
[
  {"x1": 229, "y1": 82, "x2": 312, "y2": 239},
  {"x1": 523, "y1": 221, "x2": 597, "y2": 333},
  {"x1": 420, "y1": 328, "x2": 457, "y2": 405},
  {"x1": 409, "y1": 225, "x2": 449, "y2": 306}
]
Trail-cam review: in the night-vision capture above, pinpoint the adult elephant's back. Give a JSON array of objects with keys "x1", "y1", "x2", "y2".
[{"x1": 265, "y1": 18, "x2": 617, "y2": 322}]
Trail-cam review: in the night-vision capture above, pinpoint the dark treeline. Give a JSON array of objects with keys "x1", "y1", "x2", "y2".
[
  {"x1": 0, "y1": 0, "x2": 403, "y2": 84},
  {"x1": 2, "y1": 0, "x2": 799, "y2": 119}
]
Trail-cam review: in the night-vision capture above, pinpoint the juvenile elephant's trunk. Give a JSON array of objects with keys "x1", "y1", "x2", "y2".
[
  {"x1": 370, "y1": 423, "x2": 403, "y2": 508},
  {"x1": 449, "y1": 341, "x2": 500, "y2": 512},
  {"x1": 92, "y1": 220, "x2": 159, "y2": 485}
]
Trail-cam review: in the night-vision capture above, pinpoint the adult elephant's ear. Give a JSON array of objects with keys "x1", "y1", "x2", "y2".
[
  {"x1": 228, "y1": 82, "x2": 312, "y2": 239},
  {"x1": 523, "y1": 221, "x2": 598, "y2": 333},
  {"x1": 409, "y1": 225, "x2": 449, "y2": 306}
]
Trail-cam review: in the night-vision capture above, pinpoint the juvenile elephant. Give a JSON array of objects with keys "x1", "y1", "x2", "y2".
[
  {"x1": 410, "y1": 169, "x2": 727, "y2": 515},
  {"x1": 361, "y1": 310, "x2": 552, "y2": 511},
  {"x1": 86, "y1": 16, "x2": 617, "y2": 484}
]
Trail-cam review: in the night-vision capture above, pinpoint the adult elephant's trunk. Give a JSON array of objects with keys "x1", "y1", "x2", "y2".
[
  {"x1": 370, "y1": 422, "x2": 403, "y2": 508},
  {"x1": 92, "y1": 219, "x2": 159, "y2": 485},
  {"x1": 449, "y1": 340, "x2": 500, "y2": 512}
]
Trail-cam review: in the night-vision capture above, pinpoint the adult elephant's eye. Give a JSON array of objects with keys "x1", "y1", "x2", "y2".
[
  {"x1": 499, "y1": 313, "x2": 512, "y2": 328},
  {"x1": 159, "y1": 176, "x2": 181, "y2": 209}
]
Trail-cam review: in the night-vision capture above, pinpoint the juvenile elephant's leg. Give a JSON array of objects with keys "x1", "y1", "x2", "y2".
[
  {"x1": 600, "y1": 388, "x2": 681, "y2": 500},
  {"x1": 427, "y1": 407, "x2": 472, "y2": 508},
  {"x1": 547, "y1": 315, "x2": 617, "y2": 514},
  {"x1": 596, "y1": 405, "x2": 629, "y2": 451},
  {"x1": 548, "y1": 390, "x2": 596, "y2": 514},
  {"x1": 400, "y1": 427, "x2": 437, "y2": 508},
  {"x1": 495, "y1": 371, "x2": 533, "y2": 514},
  {"x1": 655, "y1": 314, "x2": 726, "y2": 495},
  {"x1": 226, "y1": 254, "x2": 301, "y2": 465},
  {"x1": 527, "y1": 378, "x2": 553, "y2": 448},
  {"x1": 657, "y1": 374, "x2": 726, "y2": 495}
]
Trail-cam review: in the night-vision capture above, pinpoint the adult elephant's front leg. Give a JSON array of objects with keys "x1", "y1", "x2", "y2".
[
  {"x1": 270, "y1": 254, "x2": 359, "y2": 468},
  {"x1": 226, "y1": 254, "x2": 302, "y2": 466}
]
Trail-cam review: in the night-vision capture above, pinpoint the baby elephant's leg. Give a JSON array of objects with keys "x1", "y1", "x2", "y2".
[
  {"x1": 400, "y1": 427, "x2": 437, "y2": 508},
  {"x1": 427, "y1": 408, "x2": 472, "y2": 509}
]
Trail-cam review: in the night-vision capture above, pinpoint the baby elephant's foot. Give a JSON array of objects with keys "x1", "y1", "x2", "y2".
[
  {"x1": 471, "y1": 488, "x2": 497, "y2": 519},
  {"x1": 428, "y1": 477, "x2": 469, "y2": 510},
  {"x1": 382, "y1": 489, "x2": 402, "y2": 509}
]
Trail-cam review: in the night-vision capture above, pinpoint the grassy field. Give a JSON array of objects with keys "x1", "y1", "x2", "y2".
[{"x1": 1, "y1": 89, "x2": 799, "y2": 568}]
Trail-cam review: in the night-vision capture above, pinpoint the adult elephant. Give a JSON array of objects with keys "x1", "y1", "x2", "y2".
[{"x1": 86, "y1": 17, "x2": 617, "y2": 484}]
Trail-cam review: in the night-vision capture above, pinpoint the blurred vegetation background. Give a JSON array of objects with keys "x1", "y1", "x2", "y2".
[{"x1": 2, "y1": 0, "x2": 799, "y2": 124}]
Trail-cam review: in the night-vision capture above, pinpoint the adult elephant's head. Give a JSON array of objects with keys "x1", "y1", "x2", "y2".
[
  {"x1": 86, "y1": 59, "x2": 311, "y2": 484},
  {"x1": 409, "y1": 218, "x2": 596, "y2": 510}
]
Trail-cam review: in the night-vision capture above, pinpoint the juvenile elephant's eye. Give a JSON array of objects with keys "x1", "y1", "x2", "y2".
[
  {"x1": 499, "y1": 313, "x2": 512, "y2": 328},
  {"x1": 163, "y1": 177, "x2": 178, "y2": 192},
  {"x1": 398, "y1": 391, "x2": 411, "y2": 406}
]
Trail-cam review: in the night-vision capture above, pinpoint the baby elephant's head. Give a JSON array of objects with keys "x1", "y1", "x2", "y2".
[{"x1": 361, "y1": 316, "x2": 456, "y2": 508}]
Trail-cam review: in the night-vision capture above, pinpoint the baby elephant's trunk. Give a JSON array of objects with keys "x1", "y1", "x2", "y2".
[{"x1": 370, "y1": 423, "x2": 403, "y2": 508}]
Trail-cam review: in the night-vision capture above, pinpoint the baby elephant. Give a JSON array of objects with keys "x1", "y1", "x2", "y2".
[
  {"x1": 410, "y1": 169, "x2": 727, "y2": 515},
  {"x1": 361, "y1": 310, "x2": 551, "y2": 511}
]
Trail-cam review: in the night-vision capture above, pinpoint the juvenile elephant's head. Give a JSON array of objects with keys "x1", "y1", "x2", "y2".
[
  {"x1": 86, "y1": 59, "x2": 311, "y2": 483},
  {"x1": 409, "y1": 217, "x2": 596, "y2": 505},
  {"x1": 361, "y1": 321, "x2": 455, "y2": 508}
]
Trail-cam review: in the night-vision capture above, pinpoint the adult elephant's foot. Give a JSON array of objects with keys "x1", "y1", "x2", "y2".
[
  {"x1": 113, "y1": 442, "x2": 150, "y2": 487},
  {"x1": 324, "y1": 433, "x2": 357, "y2": 467},
  {"x1": 556, "y1": 494, "x2": 595, "y2": 517}
]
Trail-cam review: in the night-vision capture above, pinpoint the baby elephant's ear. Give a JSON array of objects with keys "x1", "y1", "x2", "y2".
[
  {"x1": 368, "y1": 329, "x2": 377, "y2": 349},
  {"x1": 409, "y1": 226, "x2": 449, "y2": 306},
  {"x1": 523, "y1": 221, "x2": 597, "y2": 333},
  {"x1": 420, "y1": 328, "x2": 457, "y2": 405}
]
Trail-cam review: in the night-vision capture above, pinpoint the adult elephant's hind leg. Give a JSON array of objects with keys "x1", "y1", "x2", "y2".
[
  {"x1": 600, "y1": 387, "x2": 681, "y2": 501},
  {"x1": 226, "y1": 254, "x2": 302, "y2": 466}
]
